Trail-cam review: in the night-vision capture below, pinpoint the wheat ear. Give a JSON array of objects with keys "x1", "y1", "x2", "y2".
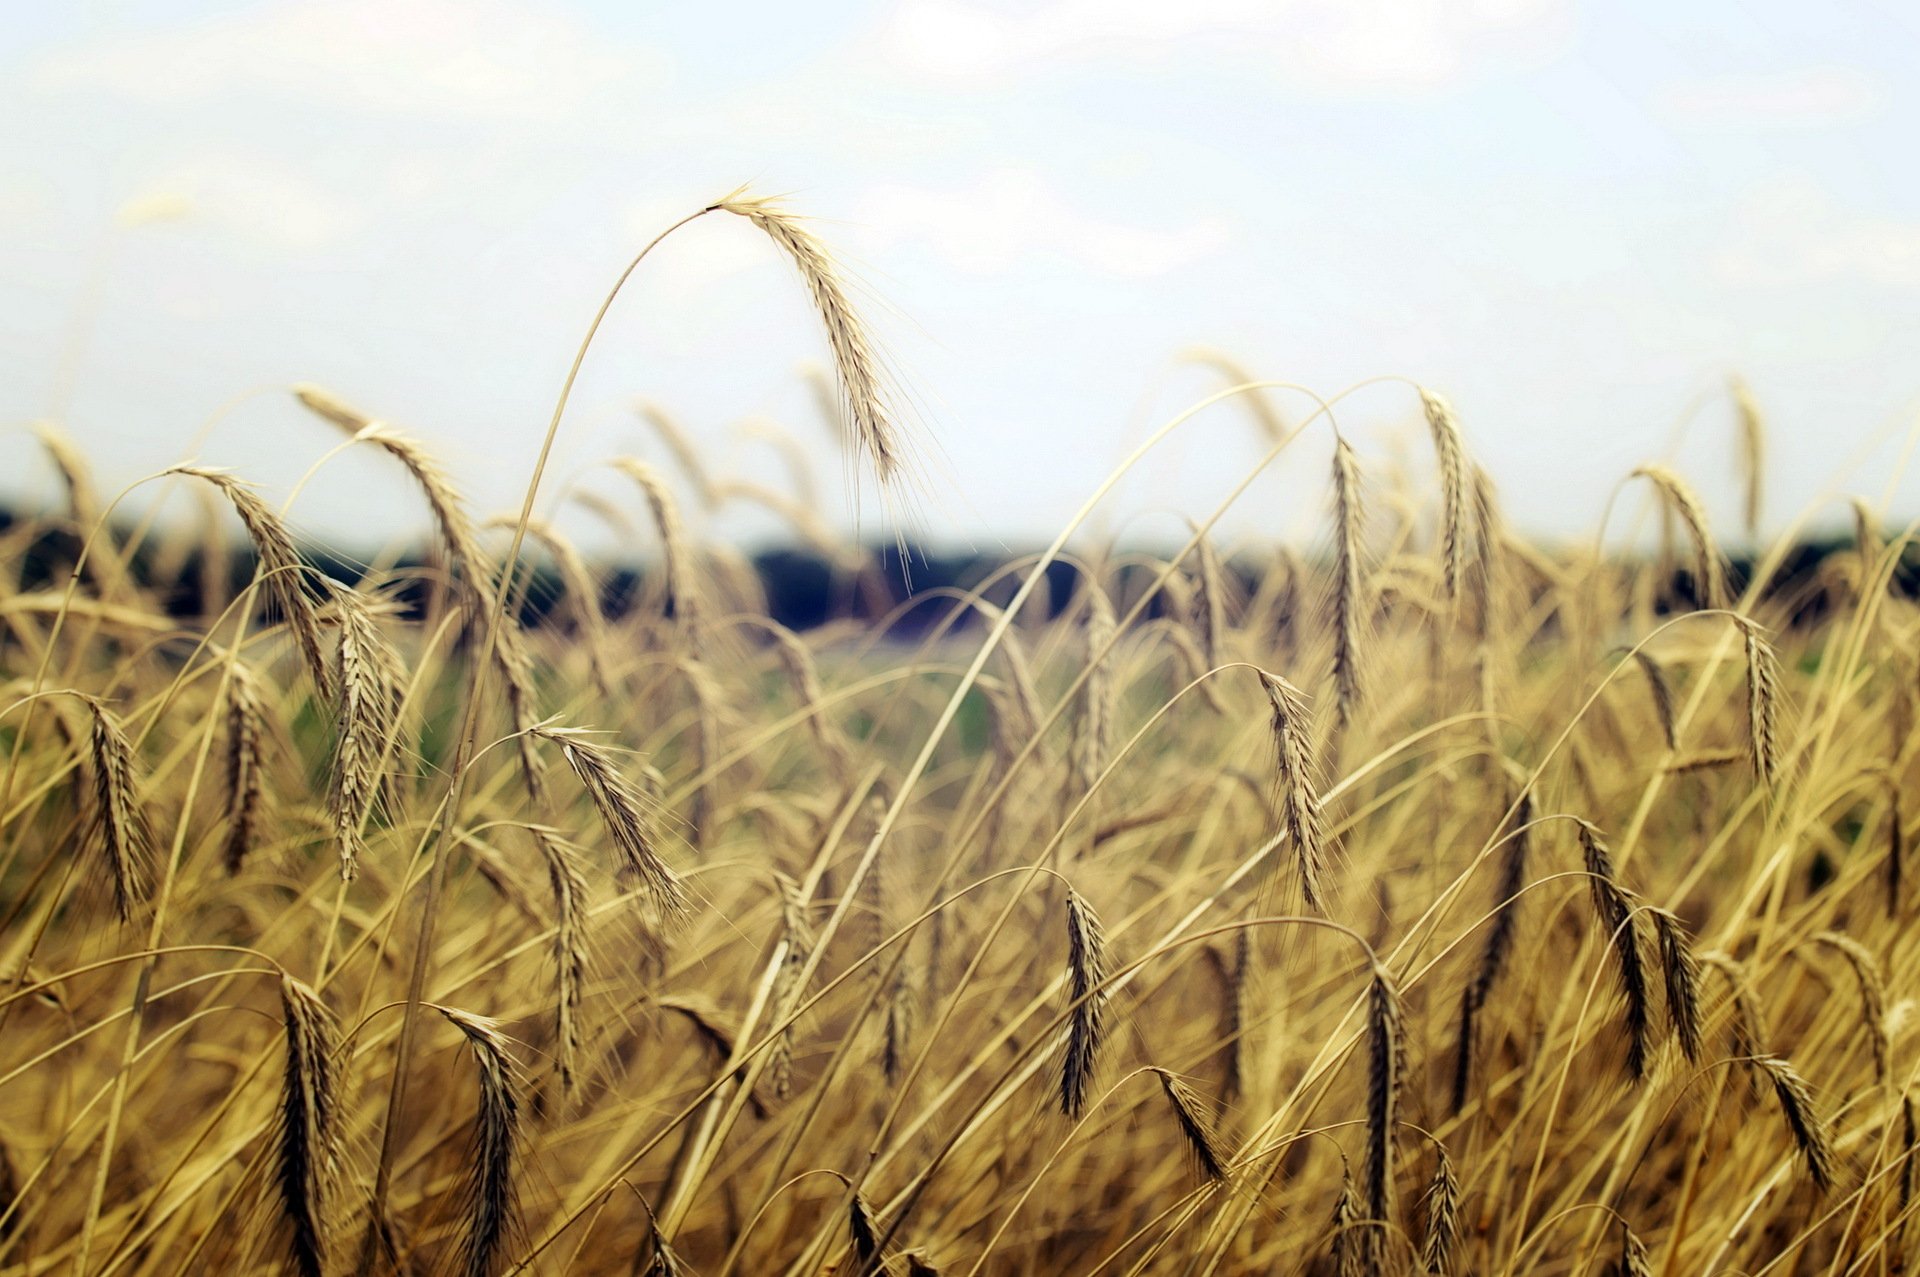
[
  {"x1": 1453, "y1": 790, "x2": 1531, "y2": 1111},
  {"x1": 326, "y1": 583, "x2": 405, "y2": 881},
  {"x1": 611, "y1": 458, "x2": 702, "y2": 641},
  {"x1": 1418, "y1": 1141, "x2": 1460, "y2": 1274},
  {"x1": 1330, "y1": 439, "x2": 1366, "y2": 727},
  {"x1": 1812, "y1": 931, "x2": 1889, "y2": 1087},
  {"x1": 1578, "y1": 821, "x2": 1652, "y2": 1082},
  {"x1": 1651, "y1": 908, "x2": 1705, "y2": 1065},
  {"x1": 1751, "y1": 1053, "x2": 1836, "y2": 1191},
  {"x1": 532, "y1": 724, "x2": 687, "y2": 920},
  {"x1": 1736, "y1": 617, "x2": 1781, "y2": 790},
  {"x1": 1149, "y1": 1068, "x2": 1229, "y2": 1183},
  {"x1": 1631, "y1": 651, "x2": 1679, "y2": 752},
  {"x1": 1061, "y1": 886, "x2": 1110, "y2": 1120},
  {"x1": 715, "y1": 196, "x2": 907, "y2": 490},
  {"x1": 1361, "y1": 964, "x2": 1402, "y2": 1275},
  {"x1": 80, "y1": 696, "x2": 150, "y2": 921},
  {"x1": 1074, "y1": 574, "x2": 1117, "y2": 799},
  {"x1": 220, "y1": 661, "x2": 267, "y2": 875},
  {"x1": 274, "y1": 976, "x2": 343, "y2": 1277},
  {"x1": 168, "y1": 466, "x2": 331, "y2": 697},
  {"x1": 1418, "y1": 389, "x2": 1470, "y2": 599},
  {"x1": 1633, "y1": 464, "x2": 1726, "y2": 609},
  {"x1": 437, "y1": 1006, "x2": 521, "y2": 1276},
  {"x1": 1260, "y1": 671, "x2": 1329, "y2": 913}
]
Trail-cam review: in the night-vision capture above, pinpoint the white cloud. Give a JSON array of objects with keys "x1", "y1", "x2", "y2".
[
  {"x1": 875, "y1": 0, "x2": 1567, "y2": 91},
  {"x1": 1657, "y1": 66, "x2": 1888, "y2": 129},
  {"x1": 856, "y1": 169, "x2": 1232, "y2": 277},
  {"x1": 28, "y1": 0, "x2": 655, "y2": 122},
  {"x1": 1713, "y1": 181, "x2": 1920, "y2": 289}
]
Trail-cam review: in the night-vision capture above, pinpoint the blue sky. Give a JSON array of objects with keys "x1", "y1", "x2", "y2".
[{"x1": 3, "y1": 0, "x2": 1917, "y2": 555}]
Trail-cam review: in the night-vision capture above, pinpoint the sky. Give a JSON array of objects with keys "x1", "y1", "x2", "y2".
[{"x1": 2, "y1": 0, "x2": 1918, "y2": 559}]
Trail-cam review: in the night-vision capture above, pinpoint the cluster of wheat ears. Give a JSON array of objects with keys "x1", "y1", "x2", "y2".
[{"x1": 0, "y1": 193, "x2": 1914, "y2": 1277}]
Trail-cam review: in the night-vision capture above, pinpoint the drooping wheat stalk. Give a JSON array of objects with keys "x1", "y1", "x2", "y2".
[
  {"x1": 612, "y1": 458, "x2": 703, "y2": 642},
  {"x1": 1631, "y1": 651, "x2": 1679, "y2": 753},
  {"x1": 1329, "y1": 438, "x2": 1367, "y2": 728},
  {"x1": 531, "y1": 827, "x2": 589, "y2": 1101},
  {"x1": 1812, "y1": 931, "x2": 1889, "y2": 1088},
  {"x1": 1073, "y1": 574, "x2": 1117, "y2": 800},
  {"x1": 715, "y1": 196, "x2": 908, "y2": 492},
  {"x1": 636, "y1": 400, "x2": 719, "y2": 508},
  {"x1": 1633, "y1": 465, "x2": 1726, "y2": 609},
  {"x1": 1454, "y1": 790, "x2": 1531, "y2": 1111},
  {"x1": 168, "y1": 466, "x2": 331, "y2": 697}
]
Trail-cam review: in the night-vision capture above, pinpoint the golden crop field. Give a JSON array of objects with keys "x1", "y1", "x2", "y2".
[{"x1": 1, "y1": 197, "x2": 1914, "y2": 1277}]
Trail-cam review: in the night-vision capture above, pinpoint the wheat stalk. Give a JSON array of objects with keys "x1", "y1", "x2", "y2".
[
  {"x1": 1736, "y1": 617, "x2": 1781, "y2": 790},
  {"x1": 1730, "y1": 375, "x2": 1766, "y2": 540},
  {"x1": 1361, "y1": 963, "x2": 1402, "y2": 1275},
  {"x1": 79, "y1": 696, "x2": 150, "y2": 921},
  {"x1": 1812, "y1": 931, "x2": 1889, "y2": 1088}
]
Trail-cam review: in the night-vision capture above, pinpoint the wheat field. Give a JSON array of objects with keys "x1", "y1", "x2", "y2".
[{"x1": 1, "y1": 197, "x2": 1915, "y2": 1276}]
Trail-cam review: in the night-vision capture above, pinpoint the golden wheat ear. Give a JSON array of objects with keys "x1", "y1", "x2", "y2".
[
  {"x1": 168, "y1": 466, "x2": 333, "y2": 698},
  {"x1": 1060, "y1": 886, "x2": 1109, "y2": 1120},
  {"x1": 1418, "y1": 1140, "x2": 1461, "y2": 1275},
  {"x1": 1148, "y1": 1067, "x2": 1230, "y2": 1183},
  {"x1": 1259, "y1": 670, "x2": 1330, "y2": 913},
  {"x1": 435, "y1": 1006, "x2": 523, "y2": 1277},
  {"x1": 272, "y1": 977, "x2": 343, "y2": 1277},
  {"x1": 714, "y1": 194, "x2": 925, "y2": 537},
  {"x1": 79, "y1": 695, "x2": 152, "y2": 922}
]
